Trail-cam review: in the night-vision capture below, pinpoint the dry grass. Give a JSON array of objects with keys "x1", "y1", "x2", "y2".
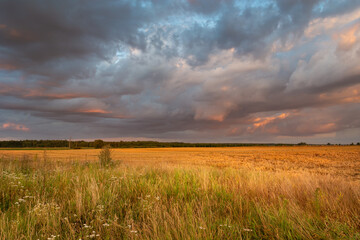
[{"x1": 0, "y1": 146, "x2": 359, "y2": 239}]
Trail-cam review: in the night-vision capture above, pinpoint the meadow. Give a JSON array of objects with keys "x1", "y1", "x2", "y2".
[{"x1": 0, "y1": 146, "x2": 359, "y2": 239}]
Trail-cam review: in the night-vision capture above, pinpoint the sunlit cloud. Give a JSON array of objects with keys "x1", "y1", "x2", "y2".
[
  {"x1": 1, "y1": 123, "x2": 29, "y2": 132},
  {"x1": 77, "y1": 109, "x2": 111, "y2": 114},
  {"x1": 251, "y1": 113, "x2": 290, "y2": 129},
  {"x1": 335, "y1": 22, "x2": 360, "y2": 51}
]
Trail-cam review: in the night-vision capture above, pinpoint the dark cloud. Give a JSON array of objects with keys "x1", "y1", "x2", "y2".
[{"x1": 185, "y1": 0, "x2": 233, "y2": 15}]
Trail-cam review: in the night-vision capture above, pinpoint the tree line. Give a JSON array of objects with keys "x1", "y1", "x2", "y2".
[{"x1": 0, "y1": 140, "x2": 305, "y2": 148}]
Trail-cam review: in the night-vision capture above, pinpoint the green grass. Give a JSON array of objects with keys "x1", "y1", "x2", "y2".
[{"x1": 0, "y1": 158, "x2": 359, "y2": 239}]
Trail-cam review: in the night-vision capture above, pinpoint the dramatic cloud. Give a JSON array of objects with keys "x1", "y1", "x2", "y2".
[{"x1": 0, "y1": 0, "x2": 360, "y2": 143}]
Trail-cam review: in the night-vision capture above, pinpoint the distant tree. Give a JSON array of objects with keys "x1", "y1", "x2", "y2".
[
  {"x1": 297, "y1": 142, "x2": 307, "y2": 146},
  {"x1": 94, "y1": 139, "x2": 104, "y2": 149},
  {"x1": 357, "y1": 142, "x2": 360, "y2": 145},
  {"x1": 350, "y1": 142, "x2": 354, "y2": 146},
  {"x1": 327, "y1": 143, "x2": 331, "y2": 145}
]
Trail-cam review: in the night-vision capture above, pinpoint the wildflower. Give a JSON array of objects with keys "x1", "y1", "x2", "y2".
[
  {"x1": 155, "y1": 196, "x2": 160, "y2": 201},
  {"x1": 110, "y1": 176, "x2": 117, "y2": 180},
  {"x1": 130, "y1": 230, "x2": 138, "y2": 233},
  {"x1": 199, "y1": 226, "x2": 206, "y2": 230},
  {"x1": 103, "y1": 223, "x2": 110, "y2": 227},
  {"x1": 96, "y1": 205, "x2": 104, "y2": 212},
  {"x1": 242, "y1": 228, "x2": 253, "y2": 232},
  {"x1": 18, "y1": 198, "x2": 26, "y2": 203},
  {"x1": 219, "y1": 224, "x2": 231, "y2": 228},
  {"x1": 24, "y1": 196, "x2": 35, "y2": 199}
]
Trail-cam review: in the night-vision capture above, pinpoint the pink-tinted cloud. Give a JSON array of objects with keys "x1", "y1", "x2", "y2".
[
  {"x1": 0, "y1": 84, "x2": 91, "y2": 100},
  {"x1": 247, "y1": 113, "x2": 290, "y2": 134},
  {"x1": 1, "y1": 123, "x2": 29, "y2": 132},
  {"x1": 77, "y1": 109, "x2": 111, "y2": 114},
  {"x1": 0, "y1": 63, "x2": 17, "y2": 70},
  {"x1": 334, "y1": 22, "x2": 360, "y2": 51}
]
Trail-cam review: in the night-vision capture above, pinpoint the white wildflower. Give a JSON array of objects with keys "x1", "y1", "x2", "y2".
[
  {"x1": 24, "y1": 196, "x2": 35, "y2": 199},
  {"x1": 242, "y1": 228, "x2": 253, "y2": 232},
  {"x1": 219, "y1": 224, "x2": 231, "y2": 228}
]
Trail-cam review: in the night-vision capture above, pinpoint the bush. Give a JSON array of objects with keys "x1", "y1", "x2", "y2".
[
  {"x1": 94, "y1": 139, "x2": 104, "y2": 149},
  {"x1": 98, "y1": 145, "x2": 112, "y2": 167}
]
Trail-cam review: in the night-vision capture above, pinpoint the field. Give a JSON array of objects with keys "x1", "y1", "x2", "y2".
[{"x1": 0, "y1": 146, "x2": 359, "y2": 239}]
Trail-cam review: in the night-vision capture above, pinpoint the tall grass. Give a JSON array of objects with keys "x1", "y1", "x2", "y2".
[
  {"x1": 0, "y1": 156, "x2": 359, "y2": 239},
  {"x1": 98, "y1": 145, "x2": 113, "y2": 167}
]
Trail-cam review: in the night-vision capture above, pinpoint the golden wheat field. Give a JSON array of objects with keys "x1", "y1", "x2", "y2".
[
  {"x1": 1, "y1": 146, "x2": 360, "y2": 239},
  {"x1": 1, "y1": 146, "x2": 359, "y2": 179}
]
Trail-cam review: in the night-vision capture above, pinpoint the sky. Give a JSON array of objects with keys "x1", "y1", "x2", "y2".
[{"x1": 0, "y1": 0, "x2": 360, "y2": 144}]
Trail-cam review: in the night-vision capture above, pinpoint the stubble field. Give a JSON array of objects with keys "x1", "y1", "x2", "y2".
[{"x1": 0, "y1": 146, "x2": 359, "y2": 239}]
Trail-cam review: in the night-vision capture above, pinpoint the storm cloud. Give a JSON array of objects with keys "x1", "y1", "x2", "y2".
[{"x1": 0, "y1": 0, "x2": 360, "y2": 143}]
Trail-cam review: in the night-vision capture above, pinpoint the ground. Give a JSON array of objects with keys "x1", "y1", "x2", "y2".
[{"x1": 0, "y1": 146, "x2": 359, "y2": 239}]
